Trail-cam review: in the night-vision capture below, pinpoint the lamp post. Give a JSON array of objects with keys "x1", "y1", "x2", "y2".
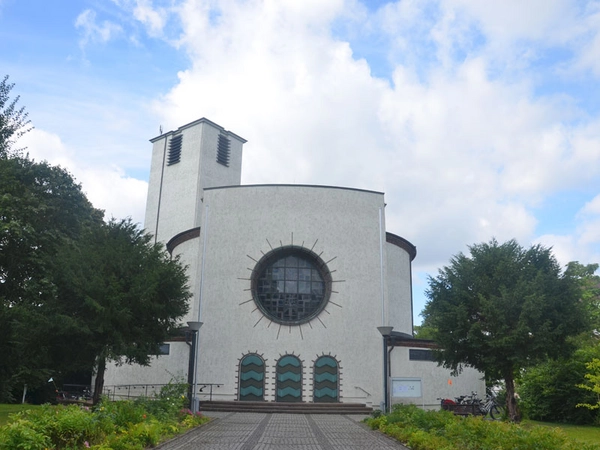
[
  {"x1": 377, "y1": 326, "x2": 393, "y2": 413},
  {"x1": 187, "y1": 321, "x2": 203, "y2": 413}
]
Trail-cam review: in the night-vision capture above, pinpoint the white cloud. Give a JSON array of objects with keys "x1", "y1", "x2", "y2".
[
  {"x1": 580, "y1": 193, "x2": 600, "y2": 217},
  {"x1": 442, "y1": 0, "x2": 600, "y2": 81},
  {"x1": 534, "y1": 234, "x2": 577, "y2": 266},
  {"x1": 76, "y1": 167, "x2": 148, "y2": 224},
  {"x1": 6, "y1": 0, "x2": 598, "y2": 325},
  {"x1": 536, "y1": 192, "x2": 600, "y2": 268},
  {"x1": 563, "y1": 2, "x2": 600, "y2": 77},
  {"x1": 132, "y1": 0, "x2": 168, "y2": 37},
  {"x1": 448, "y1": 0, "x2": 575, "y2": 43},
  {"x1": 578, "y1": 218, "x2": 600, "y2": 247},
  {"x1": 20, "y1": 128, "x2": 148, "y2": 226},
  {"x1": 536, "y1": 230, "x2": 600, "y2": 270},
  {"x1": 572, "y1": 193, "x2": 600, "y2": 260},
  {"x1": 21, "y1": 128, "x2": 76, "y2": 169},
  {"x1": 52, "y1": 0, "x2": 600, "y2": 276},
  {"x1": 139, "y1": 0, "x2": 600, "y2": 272},
  {"x1": 75, "y1": 9, "x2": 122, "y2": 50}
]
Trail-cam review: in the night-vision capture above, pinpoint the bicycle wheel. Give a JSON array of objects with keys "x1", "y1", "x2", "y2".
[{"x1": 489, "y1": 404, "x2": 504, "y2": 420}]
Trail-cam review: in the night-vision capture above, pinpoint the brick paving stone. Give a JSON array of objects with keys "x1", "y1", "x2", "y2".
[{"x1": 156, "y1": 412, "x2": 409, "y2": 450}]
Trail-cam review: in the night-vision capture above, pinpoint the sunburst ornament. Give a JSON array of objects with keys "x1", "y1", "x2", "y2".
[{"x1": 239, "y1": 233, "x2": 343, "y2": 339}]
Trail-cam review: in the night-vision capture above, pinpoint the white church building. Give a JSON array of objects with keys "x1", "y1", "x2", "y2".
[{"x1": 104, "y1": 117, "x2": 484, "y2": 410}]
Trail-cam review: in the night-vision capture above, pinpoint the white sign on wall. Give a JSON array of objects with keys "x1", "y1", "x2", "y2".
[{"x1": 391, "y1": 378, "x2": 422, "y2": 398}]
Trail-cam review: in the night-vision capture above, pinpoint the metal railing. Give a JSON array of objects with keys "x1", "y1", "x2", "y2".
[
  {"x1": 102, "y1": 384, "x2": 163, "y2": 400},
  {"x1": 194, "y1": 383, "x2": 221, "y2": 401},
  {"x1": 354, "y1": 386, "x2": 372, "y2": 397},
  {"x1": 102, "y1": 383, "x2": 222, "y2": 401}
]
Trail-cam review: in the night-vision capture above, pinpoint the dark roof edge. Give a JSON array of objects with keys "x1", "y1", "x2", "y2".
[
  {"x1": 204, "y1": 183, "x2": 384, "y2": 196},
  {"x1": 389, "y1": 332, "x2": 438, "y2": 349},
  {"x1": 386, "y1": 232, "x2": 417, "y2": 261},
  {"x1": 150, "y1": 117, "x2": 247, "y2": 144},
  {"x1": 166, "y1": 227, "x2": 200, "y2": 255}
]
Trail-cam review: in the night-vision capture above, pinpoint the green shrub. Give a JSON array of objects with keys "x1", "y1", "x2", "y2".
[
  {"x1": 519, "y1": 352, "x2": 599, "y2": 424},
  {"x1": 98, "y1": 419, "x2": 163, "y2": 449},
  {"x1": 45, "y1": 404, "x2": 103, "y2": 448},
  {"x1": 130, "y1": 420, "x2": 163, "y2": 446},
  {"x1": 95, "y1": 398, "x2": 146, "y2": 429},
  {"x1": 370, "y1": 409, "x2": 382, "y2": 418},
  {"x1": 133, "y1": 379, "x2": 187, "y2": 422},
  {"x1": 100, "y1": 431, "x2": 145, "y2": 450},
  {"x1": 0, "y1": 419, "x2": 50, "y2": 450},
  {"x1": 389, "y1": 404, "x2": 455, "y2": 431},
  {"x1": 366, "y1": 404, "x2": 600, "y2": 450},
  {"x1": 405, "y1": 428, "x2": 454, "y2": 450},
  {"x1": 0, "y1": 380, "x2": 207, "y2": 449},
  {"x1": 367, "y1": 414, "x2": 386, "y2": 430},
  {"x1": 180, "y1": 412, "x2": 206, "y2": 429},
  {"x1": 0, "y1": 404, "x2": 109, "y2": 449}
]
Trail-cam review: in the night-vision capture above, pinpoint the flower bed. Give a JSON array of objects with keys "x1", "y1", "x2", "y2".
[
  {"x1": 366, "y1": 404, "x2": 600, "y2": 450},
  {"x1": 0, "y1": 382, "x2": 209, "y2": 450}
]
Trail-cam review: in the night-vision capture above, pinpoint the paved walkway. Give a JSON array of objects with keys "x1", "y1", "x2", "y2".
[{"x1": 157, "y1": 412, "x2": 409, "y2": 450}]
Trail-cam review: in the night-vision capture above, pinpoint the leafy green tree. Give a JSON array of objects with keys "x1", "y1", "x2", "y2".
[
  {"x1": 0, "y1": 156, "x2": 103, "y2": 401},
  {"x1": 518, "y1": 261, "x2": 600, "y2": 423},
  {"x1": 422, "y1": 239, "x2": 587, "y2": 422},
  {"x1": 0, "y1": 76, "x2": 190, "y2": 404},
  {"x1": 0, "y1": 75, "x2": 32, "y2": 157},
  {"x1": 564, "y1": 261, "x2": 600, "y2": 329},
  {"x1": 413, "y1": 324, "x2": 436, "y2": 340},
  {"x1": 577, "y1": 358, "x2": 600, "y2": 412},
  {"x1": 519, "y1": 348, "x2": 599, "y2": 423},
  {"x1": 53, "y1": 219, "x2": 190, "y2": 404}
]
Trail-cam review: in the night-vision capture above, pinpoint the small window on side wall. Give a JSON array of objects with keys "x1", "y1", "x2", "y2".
[
  {"x1": 409, "y1": 349, "x2": 435, "y2": 361},
  {"x1": 158, "y1": 343, "x2": 170, "y2": 355}
]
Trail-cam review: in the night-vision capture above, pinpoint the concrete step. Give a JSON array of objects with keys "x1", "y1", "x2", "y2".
[{"x1": 199, "y1": 400, "x2": 373, "y2": 415}]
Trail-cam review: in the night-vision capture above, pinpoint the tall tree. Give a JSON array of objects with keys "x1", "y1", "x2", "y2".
[
  {"x1": 518, "y1": 261, "x2": 600, "y2": 423},
  {"x1": 422, "y1": 239, "x2": 587, "y2": 422},
  {"x1": 0, "y1": 156, "x2": 103, "y2": 401},
  {"x1": 0, "y1": 75, "x2": 32, "y2": 157},
  {"x1": 564, "y1": 261, "x2": 600, "y2": 330},
  {"x1": 53, "y1": 219, "x2": 190, "y2": 404},
  {"x1": 519, "y1": 346, "x2": 600, "y2": 424},
  {"x1": 0, "y1": 76, "x2": 190, "y2": 403}
]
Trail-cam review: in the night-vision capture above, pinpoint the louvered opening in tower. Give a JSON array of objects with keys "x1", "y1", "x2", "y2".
[
  {"x1": 167, "y1": 134, "x2": 183, "y2": 165},
  {"x1": 217, "y1": 134, "x2": 230, "y2": 167}
]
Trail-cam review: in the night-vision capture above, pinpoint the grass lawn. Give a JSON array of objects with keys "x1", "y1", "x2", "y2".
[
  {"x1": 524, "y1": 420, "x2": 600, "y2": 446},
  {"x1": 0, "y1": 404, "x2": 40, "y2": 426}
]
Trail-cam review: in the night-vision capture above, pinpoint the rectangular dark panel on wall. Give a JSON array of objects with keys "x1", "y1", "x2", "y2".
[
  {"x1": 158, "y1": 343, "x2": 170, "y2": 355},
  {"x1": 409, "y1": 349, "x2": 435, "y2": 362}
]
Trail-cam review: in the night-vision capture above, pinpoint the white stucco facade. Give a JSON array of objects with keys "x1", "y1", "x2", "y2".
[{"x1": 104, "y1": 117, "x2": 485, "y2": 409}]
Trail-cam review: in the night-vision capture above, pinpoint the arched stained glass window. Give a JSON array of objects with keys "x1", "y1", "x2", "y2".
[
  {"x1": 276, "y1": 355, "x2": 302, "y2": 402},
  {"x1": 238, "y1": 354, "x2": 265, "y2": 401},
  {"x1": 313, "y1": 356, "x2": 339, "y2": 403}
]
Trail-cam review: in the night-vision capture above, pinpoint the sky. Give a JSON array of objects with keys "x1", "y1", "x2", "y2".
[{"x1": 2, "y1": 0, "x2": 600, "y2": 325}]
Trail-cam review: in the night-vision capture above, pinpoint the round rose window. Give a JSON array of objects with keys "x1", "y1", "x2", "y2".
[{"x1": 251, "y1": 246, "x2": 332, "y2": 325}]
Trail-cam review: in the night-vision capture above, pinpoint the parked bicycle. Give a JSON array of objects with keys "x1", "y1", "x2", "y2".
[
  {"x1": 475, "y1": 390, "x2": 504, "y2": 420},
  {"x1": 439, "y1": 390, "x2": 504, "y2": 419},
  {"x1": 56, "y1": 385, "x2": 92, "y2": 404}
]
